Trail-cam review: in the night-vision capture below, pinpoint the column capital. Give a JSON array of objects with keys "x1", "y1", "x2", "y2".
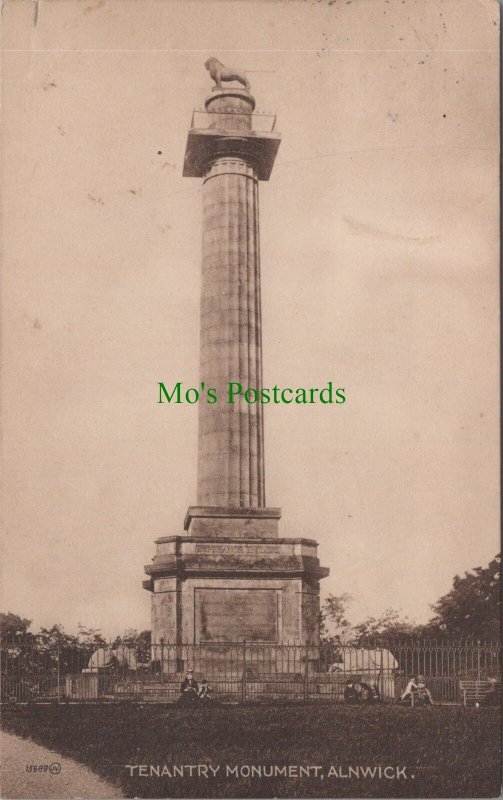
[
  {"x1": 183, "y1": 89, "x2": 281, "y2": 181},
  {"x1": 203, "y1": 157, "x2": 258, "y2": 184}
]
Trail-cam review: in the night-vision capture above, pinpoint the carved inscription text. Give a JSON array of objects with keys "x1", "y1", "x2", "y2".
[{"x1": 195, "y1": 544, "x2": 280, "y2": 555}]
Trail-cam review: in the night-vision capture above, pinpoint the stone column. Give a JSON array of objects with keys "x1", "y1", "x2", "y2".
[
  {"x1": 197, "y1": 90, "x2": 265, "y2": 508},
  {"x1": 183, "y1": 87, "x2": 282, "y2": 537},
  {"x1": 198, "y1": 153, "x2": 265, "y2": 507}
]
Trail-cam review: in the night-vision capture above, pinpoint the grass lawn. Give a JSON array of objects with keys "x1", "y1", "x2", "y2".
[{"x1": 1, "y1": 702, "x2": 501, "y2": 798}]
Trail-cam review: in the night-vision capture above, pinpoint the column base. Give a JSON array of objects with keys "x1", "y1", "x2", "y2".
[{"x1": 184, "y1": 506, "x2": 281, "y2": 538}]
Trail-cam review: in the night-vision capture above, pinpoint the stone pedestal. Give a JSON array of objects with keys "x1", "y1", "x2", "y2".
[
  {"x1": 143, "y1": 535, "x2": 327, "y2": 648},
  {"x1": 144, "y1": 83, "x2": 329, "y2": 653}
]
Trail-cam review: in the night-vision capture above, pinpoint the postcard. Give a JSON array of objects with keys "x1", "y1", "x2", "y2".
[{"x1": 1, "y1": 0, "x2": 500, "y2": 798}]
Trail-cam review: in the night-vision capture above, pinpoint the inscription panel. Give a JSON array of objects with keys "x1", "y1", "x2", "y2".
[
  {"x1": 195, "y1": 543, "x2": 280, "y2": 555},
  {"x1": 195, "y1": 587, "x2": 279, "y2": 642}
]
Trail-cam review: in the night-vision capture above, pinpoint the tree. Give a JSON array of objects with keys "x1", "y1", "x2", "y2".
[
  {"x1": 112, "y1": 628, "x2": 151, "y2": 662},
  {"x1": 37, "y1": 624, "x2": 89, "y2": 673},
  {"x1": 425, "y1": 554, "x2": 500, "y2": 641},
  {"x1": 319, "y1": 593, "x2": 353, "y2": 644},
  {"x1": 352, "y1": 608, "x2": 420, "y2": 643},
  {"x1": 76, "y1": 623, "x2": 108, "y2": 649},
  {"x1": 0, "y1": 612, "x2": 32, "y2": 641}
]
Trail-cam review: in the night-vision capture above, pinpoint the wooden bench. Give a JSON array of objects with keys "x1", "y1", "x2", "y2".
[{"x1": 459, "y1": 679, "x2": 494, "y2": 706}]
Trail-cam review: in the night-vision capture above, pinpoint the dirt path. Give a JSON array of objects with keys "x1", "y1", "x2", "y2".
[{"x1": 1, "y1": 730, "x2": 123, "y2": 799}]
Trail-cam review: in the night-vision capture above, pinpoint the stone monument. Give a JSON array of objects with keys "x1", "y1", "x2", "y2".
[{"x1": 143, "y1": 60, "x2": 329, "y2": 654}]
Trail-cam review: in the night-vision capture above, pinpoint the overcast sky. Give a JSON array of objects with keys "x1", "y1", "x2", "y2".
[{"x1": 2, "y1": 0, "x2": 499, "y2": 637}]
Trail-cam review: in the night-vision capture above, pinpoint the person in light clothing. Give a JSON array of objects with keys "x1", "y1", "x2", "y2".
[{"x1": 401, "y1": 674, "x2": 434, "y2": 705}]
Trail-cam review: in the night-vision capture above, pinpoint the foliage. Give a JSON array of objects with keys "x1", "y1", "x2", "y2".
[
  {"x1": 76, "y1": 623, "x2": 108, "y2": 649},
  {"x1": 321, "y1": 554, "x2": 501, "y2": 644},
  {"x1": 0, "y1": 612, "x2": 32, "y2": 641},
  {"x1": 352, "y1": 608, "x2": 420, "y2": 643},
  {"x1": 424, "y1": 554, "x2": 501, "y2": 640},
  {"x1": 319, "y1": 596, "x2": 419, "y2": 644},
  {"x1": 319, "y1": 593, "x2": 353, "y2": 644},
  {"x1": 111, "y1": 628, "x2": 151, "y2": 662},
  {"x1": 1, "y1": 617, "x2": 153, "y2": 683}
]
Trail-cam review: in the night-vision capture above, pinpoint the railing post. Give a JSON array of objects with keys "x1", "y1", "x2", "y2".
[
  {"x1": 241, "y1": 641, "x2": 247, "y2": 703},
  {"x1": 160, "y1": 638, "x2": 164, "y2": 684},
  {"x1": 57, "y1": 642, "x2": 61, "y2": 704},
  {"x1": 477, "y1": 640, "x2": 481, "y2": 682},
  {"x1": 303, "y1": 646, "x2": 309, "y2": 701}
]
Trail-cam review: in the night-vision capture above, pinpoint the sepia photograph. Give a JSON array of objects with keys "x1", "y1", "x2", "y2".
[{"x1": 1, "y1": 0, "x2": 500, "y2": 798}]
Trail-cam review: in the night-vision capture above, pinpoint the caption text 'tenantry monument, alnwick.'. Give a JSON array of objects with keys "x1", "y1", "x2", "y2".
[{"x1": 143, "y1": 60, "x2": 329, "y2": 654}]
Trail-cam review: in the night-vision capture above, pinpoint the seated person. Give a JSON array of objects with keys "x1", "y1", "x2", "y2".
[
  {"x1": 358, "y1": 680, "x2": 373, "y2": 703},
  {"x1": 178, "y1": 670, "x2": 199, "y2": 704},
  {"x1": 344, "y1": 678, "x2": 360, "y2": 704},
  {"x1": 415, "y1": 675, "x2": 434, "y2": 705},
  {"x1": 369, "y1": 682, "x2": 381, "y2": 703},
  {"x1": 198, "y1": 679, "x2": 212, "y2": 702},
  {"x1": 400, "y1": 675, "x2": 418, "y2": 703},
  {"x1": 485, "y1": 675, "x2": 501, "y2": 705},
  {"x1": 353, "y1": 676, "x2": 373, "y2": 703},
  {"x1": 400, "y1": 675, "x2": 434, "y2": 705}
]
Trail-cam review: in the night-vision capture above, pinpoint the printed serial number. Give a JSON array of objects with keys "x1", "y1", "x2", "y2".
[{"x1": 25, "y1": 763, "x2": 61, "y2": 774}]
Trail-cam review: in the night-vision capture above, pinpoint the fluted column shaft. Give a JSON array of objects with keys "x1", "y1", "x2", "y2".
[{"x1": 197, "y1": 156, "x2": 265, "y2": 507}]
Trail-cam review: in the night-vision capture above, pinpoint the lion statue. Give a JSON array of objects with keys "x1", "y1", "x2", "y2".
[{"x1": 205, "y1": 57, "x2": 250, "y2": 91}]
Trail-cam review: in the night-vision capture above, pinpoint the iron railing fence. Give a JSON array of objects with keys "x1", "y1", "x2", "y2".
[{"x1": 1, "y1": 637, "x2": 500, "y2": 705}]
